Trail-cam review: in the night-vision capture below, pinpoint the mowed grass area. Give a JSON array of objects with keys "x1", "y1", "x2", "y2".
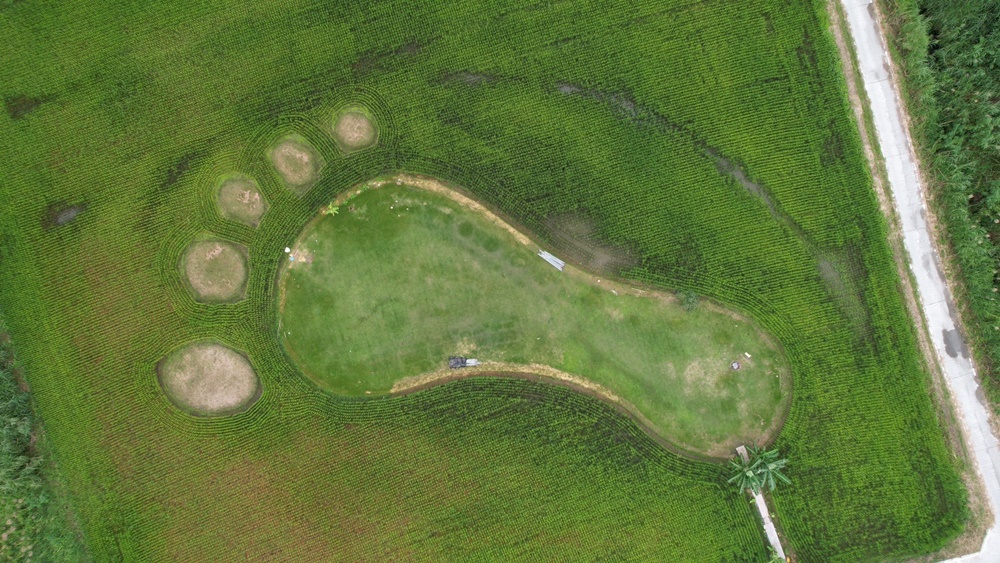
[
  {"x1": 0, "y1": 0, "x2": 968, "y2": 560},
  {"x1": 281, "y1": 184, "x2": 789, "y2": 457}
]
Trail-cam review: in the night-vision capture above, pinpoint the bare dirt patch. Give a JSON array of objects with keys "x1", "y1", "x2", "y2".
[
  {"x1": 545, "y1": 213, "x2": 638, "y2": 275},
  {"x1": 287, "y1": 241, "x2": 313, "y2": 270},
  {"x1": 216, "y1": 176, "x2": 268, "y2": 227},
  {"x1": 41, "y1": 202, "x2": 87, "y2": 229},
  {"x1": 333, "y1": 110, "x2": 377, "y2": 152},
  {"x1": 181, "y1": 240, "x2": 248, "y2": 303},
  {"x1": 392, "y1": 361, "x2": 628, "y2": 408},
  {"x1": 157, "y1": 341, "x2": 261, "y2": 416},
  {"x1": 270, "y1": 137, "x2": 323, "y2": 194}
]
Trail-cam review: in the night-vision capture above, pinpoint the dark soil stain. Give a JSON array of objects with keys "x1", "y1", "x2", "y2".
[
  {"x1": 352, "y1": 37, "x2": 436, "y2": 77},
  {"x1": 556, "y1": 80, "x2": 874, "y2": 340},
  {"x1": 160, "y1": 150, "x2": 204, "y2": 191},
  {"x1": 544, "y1": 212, "x2": 638, "y2": 275},
  {"x1": 4, "y1": 94, "x2": 54, "y2": 120},
  {"x1": 436, "y1": 71, "x2": 501, "y2": 87},
  {"x1": 42, "y1": 202, "x2": 88, "y2": 230},
  {"x1": 393, "y1": 39, "x2": 424, "y2": 56}
]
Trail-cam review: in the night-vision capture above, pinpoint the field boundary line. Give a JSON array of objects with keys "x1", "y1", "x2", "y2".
[{"x1": 838, "y1": 0, "x2": 1000, "y2": 559}]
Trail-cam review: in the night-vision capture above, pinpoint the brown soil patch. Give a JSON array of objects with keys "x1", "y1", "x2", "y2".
[
  {"x1": 544, "y1": 213, "x2": 638, "y2": 275},
  {"x1": 334, "y1": 111, "x2": 377, "y2": 151},
  {"x1": 270, "y1": 139, "x2": 322, "y2": 193},
  {"x1": 217, "y1": 176, "x2": 268, "y2": 227},
  {"x1": 157, "y1": 342, "x2": 261, "y2": 416},
  {"x1": 287, "y1": 241, "x2": 313, "y2": 270},
  {"x1": 182, "y1": 240, "x2": 248, "y2": 303}
]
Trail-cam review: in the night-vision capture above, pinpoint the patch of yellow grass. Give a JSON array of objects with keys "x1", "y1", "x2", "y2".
[
  {"x1": 182, "y1": 240, "x2": 247, "y2": 303},
  {"x1": 158, "y1": 342, "x2": 260, "y2": 416},
  {"x1": 270, "y1": 139, "x2": 322, "y2": 193},
  {"x1": 334, "y1": 111, "x2": 376, "y2": 151}
]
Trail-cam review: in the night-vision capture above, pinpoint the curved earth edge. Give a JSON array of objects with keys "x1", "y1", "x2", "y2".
[{"x1": 391, "y1": 360, "x2": 789, "y2": 461}]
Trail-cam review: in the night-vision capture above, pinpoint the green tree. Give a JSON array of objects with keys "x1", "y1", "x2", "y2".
[
  {"x1": 729, "y1": 445, "x2": 791, "y2": 494},
  {"x1": 749, "y1": 445, "x2": 791, "y2": 492},
  {"x1": 728, "y1": 455, "x2": 762, "y2": 494}
]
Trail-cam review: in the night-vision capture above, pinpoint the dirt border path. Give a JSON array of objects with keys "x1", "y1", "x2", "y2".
[
  {"x1": 836, "y1": 1, "x2": 1000, "y2": 559},
  {"x1": 393, "y1": 365, "x2": 764, "y2": 462}
]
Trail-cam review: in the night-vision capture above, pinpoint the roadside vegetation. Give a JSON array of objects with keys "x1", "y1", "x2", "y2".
[
  {"x1": 0, "y1": 318, "x2": 87, "y2": 562},
  {"x1": 878, "y1": 0, "x2": 1000, "y2": 411}
]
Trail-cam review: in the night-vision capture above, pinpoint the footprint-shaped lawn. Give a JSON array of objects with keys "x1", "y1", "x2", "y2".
[{"x1": 279, "y1": 179, "x2": 790, "y2": 457}]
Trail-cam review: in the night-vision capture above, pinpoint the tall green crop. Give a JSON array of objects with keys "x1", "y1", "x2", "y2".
[{"x1": 0, "y1": 0, "x2": 968, "y2": 560}]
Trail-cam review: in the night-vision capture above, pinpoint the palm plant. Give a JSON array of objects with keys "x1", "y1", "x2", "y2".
[
  {"x1": 749, "y1": 445, "x2": 791, "y2": 492},
  {"x1": 727, "y1": 455, "x2": 763, "y2": 494},
  {"x1": 729, "y1": 445, "x2": 791, "y2": 494}
]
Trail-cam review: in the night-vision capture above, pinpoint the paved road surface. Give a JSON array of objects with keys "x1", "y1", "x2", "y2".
[{"x1": 840, "y1": 0, "x2": 1000, "y2": 560}]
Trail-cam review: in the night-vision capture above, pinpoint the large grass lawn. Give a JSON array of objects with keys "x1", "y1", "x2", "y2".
[{"x1": 281, "y1": 182, "x2": 790, "y2": 456}]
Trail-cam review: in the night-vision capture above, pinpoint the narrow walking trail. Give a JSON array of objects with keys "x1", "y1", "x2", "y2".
[{"x1": 839, "y1": 1, "x2": 1000, "y2": 560}]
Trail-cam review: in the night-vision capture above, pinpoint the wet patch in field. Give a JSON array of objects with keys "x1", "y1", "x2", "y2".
[
  {"x1": 42, "y1": 202, "x2": 88, "y2": 230},
  {"x1": 4, "y1": 93, "x2": 54, "y2": 120}
]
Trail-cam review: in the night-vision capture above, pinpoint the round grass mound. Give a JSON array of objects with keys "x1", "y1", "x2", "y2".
[
  {"x1": 157, "y1": 341, "x2": 261, "y2": 416},
  {"x1": 333, "y1": 109, "x2": 377, "y2": 152},
  {"x1": 269, "y1": 136, "x2": 323, "y2": 195},
  {"x1": 181, "y1": 239, "x2": 248, "y2": 303},
  {"x1": 216, "y1": 175, "x2": 268, "y2": 227}
]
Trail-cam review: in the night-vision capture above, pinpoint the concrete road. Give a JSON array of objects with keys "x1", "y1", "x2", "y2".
[{"x1": 840, "y1": 0, "x2": 1000, "y2": 560}]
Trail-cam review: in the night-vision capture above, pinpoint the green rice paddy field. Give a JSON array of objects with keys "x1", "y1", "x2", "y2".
[{"x1": 0, "y1": 0, "x2": 968, "y2": 561}]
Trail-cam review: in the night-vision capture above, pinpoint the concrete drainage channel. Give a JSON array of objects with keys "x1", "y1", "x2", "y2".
[{"x1": 840, "y1": 0, "x2": 1000, "y2": 560}]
